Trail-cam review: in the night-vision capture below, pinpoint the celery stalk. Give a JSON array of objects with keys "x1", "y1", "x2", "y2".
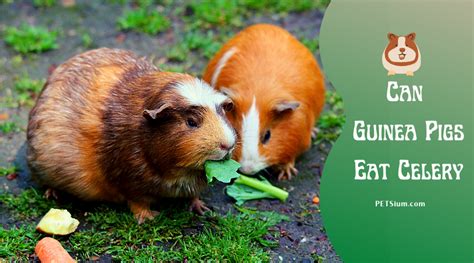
[{"x1": 234, "y1": 175, "x2": 288, "y2": 202}]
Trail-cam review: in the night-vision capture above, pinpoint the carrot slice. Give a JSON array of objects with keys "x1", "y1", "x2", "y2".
[
  {"x1": 312, "y1": 196, "x2": 320, "y2": 205},
  {"x1": 35, "y1": 237, "x2": 76, "y2": 263}
]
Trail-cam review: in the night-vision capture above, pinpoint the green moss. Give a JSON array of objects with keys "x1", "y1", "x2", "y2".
[
  {"x1": 3, "y1": 24, "x2": 58, "y2": 54},
  {"x1": 117, "y1": 8, "x2": 170, "y2": 35}
]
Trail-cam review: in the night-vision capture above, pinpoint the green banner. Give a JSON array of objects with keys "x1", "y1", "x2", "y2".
[{"x1": 320, "y1": 0, "x2": 473, "y2": 262}]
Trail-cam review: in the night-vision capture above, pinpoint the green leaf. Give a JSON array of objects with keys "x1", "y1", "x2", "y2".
[
  {"x1": 204, "y1": 159, "x2": 241, "y2": 183},
  {"x1": 226, "y1": 177, "x2": 275, "y2": 205}
]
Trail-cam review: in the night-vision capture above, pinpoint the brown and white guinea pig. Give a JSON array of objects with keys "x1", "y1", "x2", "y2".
[
  {"x1": 27, "y1": 48, "x2": 236, "y2": 223},
  {"x1": 203, "y1": 24, "x2": 325, "y2": 180},
  {"x1": 382, "y1": 32, "x2": 421, "y2": 76}
]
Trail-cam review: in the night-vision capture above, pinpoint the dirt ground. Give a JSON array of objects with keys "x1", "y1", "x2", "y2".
[{"x1": 0, "y1": 1, "x2": 341, "y2": 261}]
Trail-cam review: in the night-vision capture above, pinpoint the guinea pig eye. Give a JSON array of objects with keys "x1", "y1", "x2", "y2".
[
  {"x1": 223, "y1": 101, "x2": 234, "y2": 112},
  {"x1": 261, "y1": 130, "x2": 271, "y2": 144},
  {"x1": 186, "y1": 118, "x2": 199, "y2": 128}
]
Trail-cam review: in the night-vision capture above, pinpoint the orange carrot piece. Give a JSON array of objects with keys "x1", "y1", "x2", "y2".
[
  {"x1": 312, "y1": 196, "x2": 320, "y2": 205},
  {"x1": 35, "y1": 237, "x2": 76, "y2": 263}
]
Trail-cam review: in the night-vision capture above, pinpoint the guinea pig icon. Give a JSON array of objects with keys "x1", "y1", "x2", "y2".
[{"x1": 382, "y1": 32, "x2": 421, "y2": 76}]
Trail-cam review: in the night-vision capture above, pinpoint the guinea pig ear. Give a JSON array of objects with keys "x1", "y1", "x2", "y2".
[
  {"x1": 273, "y1": 101, "x2": 300, "y2": 115},
  {"x1": 220, "y1": 87, "x2": 235, "y2": 99},
  {"x1": 387, "y1": 33, "x2": 397, "y2": 40},
  {"x1": 406, "y1": 32, "x2": 416, "y2": 40},
  {"x1": 143, "y1": 103, "x2": 171, "y2": 121}
]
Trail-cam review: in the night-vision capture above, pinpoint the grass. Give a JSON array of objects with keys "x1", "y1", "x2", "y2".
[
  {"x1": 14, "y1": 76, "x2": 44, "y2": 94},
  {"x1": 0, "y1": 188, "x2": 288, "y2": 261},
  {"x1": 158, "y1": 63, "x2": 188, "y2": 73},
  {"x1": 117, "y1": 8, "x2": 170, "y2": 35},
  {"x1": 12, "y1": 75, "x2": 45, "y2": 106},
  {"x1": 241, "y1": 0, "x2": 330, "y2": 12},
  {"x1": 0, "y1": 165, "x2": 17, "y2": 176},
  {"x1": 0, "y1": 188, "x2": 58, "y2": 220},
  {"x1": 0, "y1": 121, "x2": 20, "y2": 134},
  {"x1": 189, "y1": 0, "x2": 243, "y2": 28},
  {"x1": 301, "y1": 36, "x2": 320, "y2": 53},
  {"x1": 165, "y1": 45, "x2": 188, "y2": 62},
  {"x1": 0, "y1": 1, "x2": 334, "y2": 261},
  {"x1": 3, "y1": 24, "x2": 58, "y2": 54},
  {"x1": 164, "y1": 30, "x2": 228, "y2": 67},
  {"x1": 312, "y1": 253, "x2": 326, "y2": 263},
  {"x1": 186, "y1": 0, "x2": 330, "y2": 28},
  {"x1": 183, "y1": 31, "x2": 225, "y2": 58},
  {"x1": 315, "y1": 90, "x2": 345, "y2": 144},
  {"x1": 81, "y1": 33, "x2": 93, "y2": 48},
  {"x1": 0, "y1": 225, "x2": 41, "y2": 260},
  {"x1": 33, "y1": 0, "x2": 56, "y2": 8}
]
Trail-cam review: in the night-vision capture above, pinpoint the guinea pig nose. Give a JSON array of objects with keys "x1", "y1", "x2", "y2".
[
  {"x1": 220, "y1": 143, "x2": 233, "y2": 151},
  {"x1": 399, "y1": 48, "x2": 406, "y2": 52},
  {"x1": 238, "y1": 167, "x2": 249, "y2": 174},
  {"x1": 238, "y1": 165, "x2": 253, "y2": 175}
]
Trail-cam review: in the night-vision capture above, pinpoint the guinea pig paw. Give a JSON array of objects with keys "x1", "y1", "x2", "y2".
[
  {"x1": 277, "y1": 163, "x2": 299, "y2": 181},
  {"x1": 311, "y1": 127, "x2": 318, "y2": 139},
  {"x1": 387, "y1": 70, "x2": 396, "y2": 76},
  {"x1": 44, "y1": 188, "x2": 59, "y2": 200},
  {"x1": 189, "y1": 198, "x2": 211, "y2": 215},
  {"x1": 406, "y1": 71, "x2": 414, "y2": 76},
  {"x1": 134, "y1": 209, "x2": 160, "y2": 224}
]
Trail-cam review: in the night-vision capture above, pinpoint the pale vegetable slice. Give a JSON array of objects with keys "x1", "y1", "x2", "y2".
[{"x1": 36, "y1": 208, "x2": 79, "y2": 235}]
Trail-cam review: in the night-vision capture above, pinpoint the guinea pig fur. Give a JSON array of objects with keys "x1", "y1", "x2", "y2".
[
  {"x1": 27, "y1": 48, "x2": 236, "y2": 223},
  {"x1": 382, "y1": 32, "x2": 421, "y2": 76},
  {"x1": 203, "y1": 24, "x2": 325, "y2": 181}
]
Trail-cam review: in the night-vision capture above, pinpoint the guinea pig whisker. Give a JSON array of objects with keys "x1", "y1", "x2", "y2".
[{"x1": 262, "y1": 169, "x2": 272, "y2": 177}]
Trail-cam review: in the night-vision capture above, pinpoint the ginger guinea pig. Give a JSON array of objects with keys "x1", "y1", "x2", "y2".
[
  {"x1": 203, "y1": 24, "x2": 325, "y2": 180},
  {"x1": 382, "y1": 32, "x2": 421, "y2": 76},
  {"x1": 27, "y1": 48, "x2": 236, "y2": 223}
]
